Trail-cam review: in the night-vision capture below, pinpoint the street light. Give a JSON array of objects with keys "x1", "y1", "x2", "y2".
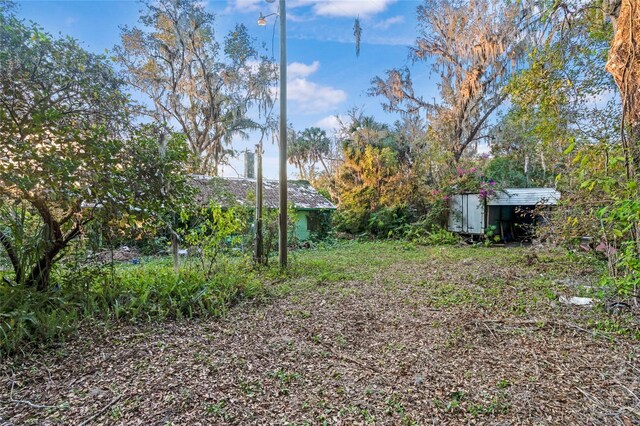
[
  {"x1": 258, "y1": 0, "x2": 287, "y2": 268},
  {"x1": 257, "y1": 12, "x2": 276, "y2": 26}
]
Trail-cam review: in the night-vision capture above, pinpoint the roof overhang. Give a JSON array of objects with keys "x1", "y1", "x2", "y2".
[{"x1": 487, "y1": 188, "x2": 561, "y2": 206}]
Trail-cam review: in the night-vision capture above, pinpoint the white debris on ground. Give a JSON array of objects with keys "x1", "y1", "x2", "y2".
[{"x1": 559, "y1": 296, "x2": 594, "y2": 306}]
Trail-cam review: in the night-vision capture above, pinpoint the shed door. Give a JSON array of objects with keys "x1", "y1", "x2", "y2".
[
  {"x1": 462, "y1": 194, "x2": 485, "y2": 234},
  {"x1": 448, "y1": 195, "x2": 463, "y2": 232}
]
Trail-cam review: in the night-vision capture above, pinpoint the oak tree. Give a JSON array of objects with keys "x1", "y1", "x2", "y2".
[{"x1": 115, "y1": 0, "x2": 277, "y2": 175}]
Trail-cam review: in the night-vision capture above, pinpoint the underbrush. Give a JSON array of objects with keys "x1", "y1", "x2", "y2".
[{"x1": 0, "y1": 259, "x2": 262, "y2": 357}]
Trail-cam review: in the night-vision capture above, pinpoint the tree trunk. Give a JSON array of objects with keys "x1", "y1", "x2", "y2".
[
  {"x1": 606, "y1": 0, "x2": 640, "y2": 177},
  {"x1": 606, "y1": 0, "x2": 640, "y2": 259},
  {"x1": 318, "y1": 156, "x2": 331, "y2": 175},
  {"x1": 171, "y1": 230, "x2": 180, "y2": 274},
  {"x1": 24, "y1": 241, "x2": 65, "y2": 291}
]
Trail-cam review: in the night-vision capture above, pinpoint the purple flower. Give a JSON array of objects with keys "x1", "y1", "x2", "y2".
[{"x1": 489, "y1": 180, "x2": 496, "y2": 186}]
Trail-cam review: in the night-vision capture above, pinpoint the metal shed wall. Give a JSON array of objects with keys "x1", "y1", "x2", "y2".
[{"x1": 448, "y1": 194, "x2": 485, "y2": 235}]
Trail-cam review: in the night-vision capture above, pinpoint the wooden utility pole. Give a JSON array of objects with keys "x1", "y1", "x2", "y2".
[
  {"x1": 255, "y1": 142, "x2": 265, "y2": 265},
  {"x1": 278, "y1": 0, "x2": 288, "y2": 268}
]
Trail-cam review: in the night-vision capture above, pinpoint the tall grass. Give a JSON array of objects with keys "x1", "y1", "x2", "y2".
[{"x1": 0, "y1": 259, "x2": 263, "y2": 357}]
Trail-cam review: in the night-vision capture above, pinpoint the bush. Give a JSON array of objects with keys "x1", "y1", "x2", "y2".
[
  {"x1": 0, "y1": 259, "x2": 263, "y2": 357},
  {"x1": 401, "y1": 217, "x2": 460, "y2": 245},
  {"x1": 422, "y1": 227, "x2": 460, "y2": 245}
]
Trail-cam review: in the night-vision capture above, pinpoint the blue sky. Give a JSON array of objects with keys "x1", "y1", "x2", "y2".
[{"x1": 14, "y1": 0, "x2": 436, "y2": 178}]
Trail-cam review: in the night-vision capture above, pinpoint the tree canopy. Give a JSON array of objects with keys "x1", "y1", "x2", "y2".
[
  {"x1": 114, "y1": 0, "x2": 277, "y2": 175},
  {"x1": 0, "y1": 11, "x2": 190, "y2": 290}
]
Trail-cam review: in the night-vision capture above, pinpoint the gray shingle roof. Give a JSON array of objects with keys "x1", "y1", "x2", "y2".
[{"x1": 191, "y1": 175, "x2": 336, "y2": 210}]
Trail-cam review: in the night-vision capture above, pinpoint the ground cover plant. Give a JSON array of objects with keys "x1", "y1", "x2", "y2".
[
  {"x1": 1, "y1": 241, "x2": 638, "y2": 425},
  {"x1": 0, "y1": 258, "x2": 262, "y2": 356}
]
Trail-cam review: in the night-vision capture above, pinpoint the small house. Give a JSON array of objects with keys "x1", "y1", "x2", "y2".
[
  {"x1": 448, "y1": 188, "x2": 561, "y2": 241},
  {"x1": 191, "y1": 175, "x2": 336, "y2": 241}
]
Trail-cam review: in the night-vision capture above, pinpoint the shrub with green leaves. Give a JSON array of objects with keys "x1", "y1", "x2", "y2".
[{"x1": 0, "y1": 259, "x2": 263, "y2": 357}]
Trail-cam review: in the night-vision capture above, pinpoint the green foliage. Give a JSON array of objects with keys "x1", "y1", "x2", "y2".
[
  {"x1": 367, "y1": 206, "x2": 416, "y2": 238},
  {"x1": 182, "y1": 203, "x2": 248, "y2": 277},
  {"x1": 0, "y1": 285, "x2": 81, "y2": 356},
  {"x1": 402, "y1": 217, "x2": 460, "y2": 245},
  {"x1": 0, "y1": 11, "x2": 191, "y2": 291},
  {"x1": 485, "y1": 157, "x2": 529, "y2": 187},
  {"x1": 422, "y1": 228, "x2": 460, "y2": 246},
  {"x1": 483, "y1": 225, "x2": 502, "y2": 246},
  {"x1": 288, "y1": 127, "x2": 334, "y2": 179},
  {"x1": 597, "y1": 196, "x2": 640, "y2": 295},
  {"x1": 307, "y1": 210, "x2": 333, "y2": 241},
  {"x1": 0, "y1": 259, "x2": 262, "y2": 356},
  {"x1": 333, "y1": 116, "x2": 417, "y2": 236},
  {"x1": 101, "y1": 259, "x2": 262, "y2": 320}
]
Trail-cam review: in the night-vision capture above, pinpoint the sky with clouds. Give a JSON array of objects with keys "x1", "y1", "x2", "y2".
[{"x1": 13, "y1": 0, "x2": 437, "y2": 178}]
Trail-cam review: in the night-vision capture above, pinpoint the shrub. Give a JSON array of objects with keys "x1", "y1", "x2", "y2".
[
  {"x1": 0, "y1": 259, "x2": 263, "y2": 357},
  {"x1": 422, "y1": 227, "x2": 460, "y2": 245}
]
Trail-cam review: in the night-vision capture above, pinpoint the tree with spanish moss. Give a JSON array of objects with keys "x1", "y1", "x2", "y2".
[
  {"x1": 370, "y1": 0, "x2": 530, "y2": 162},
  {"x1": 115, "y1": 0, "x2": 277, "y2": 175}
]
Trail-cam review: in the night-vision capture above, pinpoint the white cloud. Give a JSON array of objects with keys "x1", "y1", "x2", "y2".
[
  {"x1": 289, "y1": 0, "x2": 396, "y2": 17},
  {"x1": 288, "y1": 78, "x2": 347, "y2": 113},
  {"x1": 312, "y1": 0, "x2": 396, "y2": 17},
  {"x1": 64, "y1": 17, "x2": 78, "y2": 26},
  {"x1": 315, "y1": 115, "x2": 342, "y2": 132},
  {"x1": 272, "y1": 61, "x2": 347, "y2": 113},
  {"x1": 287, "y1": 61, "x2": 320, "y2": 79},
  {"x1": 227, "y1": 0, "x2": 263, "y2": 12},
  {"x1": 373, "y1": 15, "x2": 404, "y2": 29}
]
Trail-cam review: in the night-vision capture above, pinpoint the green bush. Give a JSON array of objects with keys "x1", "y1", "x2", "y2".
[
  {"x1": 0, "y1": 259, "x2": 263, "y2": 357},
  {"x1": 423, "y1": 228, "x2": 460, "y2": 245},
  {"x1": 403, "y1": 222, "x2": 460, "y2": 246},
  {"x1": 0, "y1": 285, "x2": 81, "y2": 356}
]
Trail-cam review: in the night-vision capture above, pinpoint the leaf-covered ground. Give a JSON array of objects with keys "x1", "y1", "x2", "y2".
[{"x1": 1, "y1": 242, "x2": 639, "y2": 425}]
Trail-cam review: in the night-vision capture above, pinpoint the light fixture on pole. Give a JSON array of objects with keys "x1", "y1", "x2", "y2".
[
  {"x1": 257, "y1": 12, "x2": 276, "y2": 26},
  {"x1": 258, "y1": 0, "x2": 287, "y2": 268}
]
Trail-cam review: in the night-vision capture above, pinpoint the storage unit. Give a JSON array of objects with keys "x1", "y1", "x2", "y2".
[
  {"x1": 448, "y1": 188, "x2": 560, "y2": 239},
  {"x1": 448, "y1": 194, "x2": 485, "y2": 235}
]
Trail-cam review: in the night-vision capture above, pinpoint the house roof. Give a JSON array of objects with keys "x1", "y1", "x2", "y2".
[
  {"x1": 191, "y1": 175, "x2": 336, "y2": 210},
  {"x1": 487, "y1": 188, "x2": 561, "y2": 206}
]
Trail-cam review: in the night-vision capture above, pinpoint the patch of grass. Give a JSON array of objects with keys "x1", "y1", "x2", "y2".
[
  {"x1": 268, "y1": 368, "x2": 301, "y2": 385},
  {"x1": 238, "y1": 379, "x2": 262, "y2": 397},
  {"x1": 434, "y1": 390, "x2": 465, "y2": 413},
  {"x1": 467, "y1": 397, "x2": 510, "y2": 416},
  {"x1": 205, "y1": 400, "x2": 228, "y2": 418},
  {"x1": 496, "y1": 378, "x2": 511, "y2": 389},
  {"x1": 384, "y1": 393, "x2": 406, "y2": 415}
]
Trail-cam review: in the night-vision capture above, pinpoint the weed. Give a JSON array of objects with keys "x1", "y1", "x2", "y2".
[
  {"x1": 434, "y1": 390, "x2": 466, "y2": 413},
  {"x1": 206, "y1": 400, "x2": 227, "y2": 418},
  {"x1": 384, "y1": 393, "x2": 405, "y2": 415},
  {"x1": 497, "y1": 379, "x2": 511, "y2": 389},
  {"x1": 269, "y1": 369, "x2": 300, "y2": 385},
  {"x1": 239, "y1": 379, "x2": 262, "y2": 397}
]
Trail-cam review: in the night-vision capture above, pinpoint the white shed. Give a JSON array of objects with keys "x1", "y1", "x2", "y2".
[{"x1": 448, "y1": 188, "x2": 560, "y2": 239}]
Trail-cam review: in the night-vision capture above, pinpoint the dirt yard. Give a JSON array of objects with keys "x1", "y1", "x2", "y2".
[{"x1": 1, "y1": 242, "x2": 639, "y2": 425}]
